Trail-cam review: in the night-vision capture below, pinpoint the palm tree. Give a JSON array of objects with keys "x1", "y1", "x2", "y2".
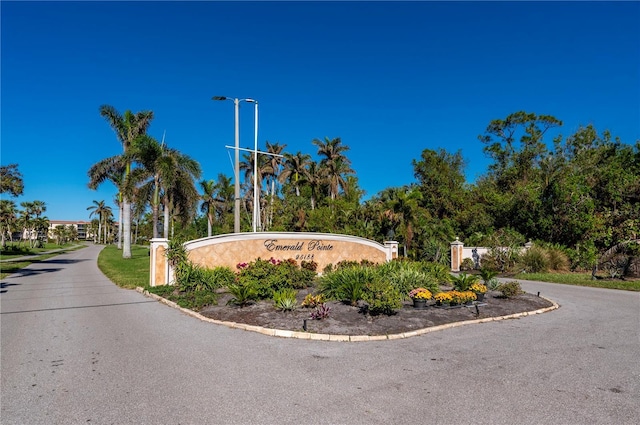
[
  {"x1": 312, "y1": 137, "x2": 353, "y2": 200},
  {"x1": 279, "y1": 151, "x2": 311, "y2": 197},
  {"x1": 383, "y1": 187, "x2": 423, "y2": 257},
  {"x1": 131, "y1": 135, "x2": 201, "y2": 239},
  {"x1": 87, "y1": 200, "x2": 110, "y2": 244},
  {"x1": 303, "y1": 161, "x2": 324, "y2": 210},
  {"x1": 98, "y1": 105, "x2": 154, "y2": 258},
  {"x1": 19, "y1": 201, "x2": 35, "y2": 247},
  {"x1": 0, "y1": 200, "x2": 18, "y2": 248},
  {"x1": 323, "y1": 156, "x2": 355, "y2": 201},
  {"x1": 262, "y1": 142, "x2": 286, "y2": 229},
  {"x1": 199, "y1": 180, "x2": 217, "y2": 237},
  {"x1": 88, "y1": 156, "x2": 126, "y2": 246},
  {"x1": 214, "y1": 173, "x2": 234, "y2": 230}
]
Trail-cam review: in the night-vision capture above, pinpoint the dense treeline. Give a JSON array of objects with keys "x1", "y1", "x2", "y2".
[{"x1": 88, "y1": 108, "x2": 638, "y2": 271}]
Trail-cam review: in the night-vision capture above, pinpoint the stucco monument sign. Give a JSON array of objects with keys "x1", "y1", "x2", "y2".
[{"x1": 150, "y1": 232, "x2": 399, "y2": 286}]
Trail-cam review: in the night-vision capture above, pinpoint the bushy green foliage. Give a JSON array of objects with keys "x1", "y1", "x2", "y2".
[
  {"x1": 301, "y1": 293, "x2": 324, "y2": 308},
  {"x1": 376, "y1": 260, "x2": 439, "y2": 299},
  {"x1": 479, "y1": 267, "x2": 499, "y2": 283},
  {"x1": 420, "y1": 262, "x2": 453, "y2": 284},
  {"x1": 175, "y1": 262, "x2": 230, "y2": 292},
  {"x1": 460, "y1": 257, "x2": 475, "y2": 271},
  {"x1": 319, "y1": 266, "x2": 376, "y2": 305},
  {"x1": 273, "y1": 288, "x2": 298, "y2": 311},
  {"x1": 362, "y1": 278, "x2": 402, "y2": 316},
  {"x1": 226, "y1": 283, "x2": 258, "y2": 307},
  {"x1": 496, "y1": 281, "x2": 523, "y2": 298},
  {"x1": 546, "y1": 247, "x2": 570, "y2": 272},
  {"x1": 146, "y1": 285, "x2": 217, "y2": 311},
  {"x1": 452, "y1": 272, "x2": 480, "y2": 291},
  {"x1": 165, "y1": 238, "x2": 188, "y2": 267},
  {"x1": 520, "y1": 246, "x2": 549, "y2": 273},
  {"x1": 171, "y1": 290, "x2": 218, "y2": 310},
  {"x1": 237, "y1": 258, "x2": 316, "y2": 299},
  {"x1": 207, "y1": 266, "x2": 236, "y2": 288}
]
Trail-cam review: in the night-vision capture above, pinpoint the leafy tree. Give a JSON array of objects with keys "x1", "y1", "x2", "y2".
[
  {"x1": 412, "y1": 148, "x2": 468, "y2": 221},
  {"x1": 87, "y1": 200, "x2": 111, "y2": 244},
  {"x1": 479, "y1": 111, "x2": 562, "y2": 189},
  {"x1": 0, "y1": 164, "x2": 24, "y2": 197}
]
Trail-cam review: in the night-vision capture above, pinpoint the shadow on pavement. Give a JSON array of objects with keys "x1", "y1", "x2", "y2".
[{"x1": 38, "y1": 259, "x2": 88, "y2": 265}]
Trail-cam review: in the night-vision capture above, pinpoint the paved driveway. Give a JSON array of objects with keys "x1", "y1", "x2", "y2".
[{"x1": 1, "y1": 244, "x2": 638, "y2": 424}]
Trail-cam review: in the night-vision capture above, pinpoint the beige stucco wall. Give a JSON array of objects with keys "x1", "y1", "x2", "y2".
[{"x1": 186, "y1": 234, "x2": 390, "y2": 272}]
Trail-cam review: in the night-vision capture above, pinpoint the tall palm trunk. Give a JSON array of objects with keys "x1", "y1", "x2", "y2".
[
  {"x1": 117, "y1": 200, "x2": 123, "y2": 249},
  {"x1": 122, "y1": 197, "x2": 132, "y2": 258},
  {"x1": 163, "y1": 196, "x2": 170, "y2": 239},
  {"x1": 152, "y1": 174, "x2": 160, "y2": 239}
]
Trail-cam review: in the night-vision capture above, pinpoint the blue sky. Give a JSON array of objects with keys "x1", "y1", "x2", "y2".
[{"x1": 2, "y1": 1, "x2": 639, "y2": 221}]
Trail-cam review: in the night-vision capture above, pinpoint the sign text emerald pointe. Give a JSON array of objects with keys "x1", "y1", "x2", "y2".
[{"x1": 264, "y1": 240, "x2": 334, "y2": 252}]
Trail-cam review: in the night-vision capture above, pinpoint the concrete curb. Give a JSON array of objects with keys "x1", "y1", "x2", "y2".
[{"x1": 136, "y1": 287, "x2": 559, "y2": 342}]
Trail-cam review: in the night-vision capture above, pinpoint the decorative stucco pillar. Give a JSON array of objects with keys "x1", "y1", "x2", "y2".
[
  {"x1": 150, "y1": 238, "x2": 169, "y2": 286},
  {"x1": 384, "y1": 241, "x2": 399, "y2": 261},
  {"x1": 450, "y1": 237, "x2": 464, "y2": 272}
]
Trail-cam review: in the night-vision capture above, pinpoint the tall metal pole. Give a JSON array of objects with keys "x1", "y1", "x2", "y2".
[
  {"x1": 253, "y1": 101, "x2": 259, "y2": 232},
  {"x1": 233, "y1": 98, "x2": 240, "y2": 233}
]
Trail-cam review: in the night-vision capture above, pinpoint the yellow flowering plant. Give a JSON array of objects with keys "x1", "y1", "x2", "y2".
[
  {"x1": 460, "y1": 291, "x2": 477, "y2": 303},
  {"x1": 470, "y1": 283, "x2": 487, "y2": 294},
  {"x1": 434, "y1": 292, "x2": 453, "y2": 304},
  {"x1": 409, "y1": 288, "x2": 432, "y2": 300}
]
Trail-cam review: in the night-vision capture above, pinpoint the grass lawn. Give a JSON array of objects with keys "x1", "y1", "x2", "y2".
[
  {"x1": 97, "y1": 245, "x2": 150, "y2": 289},
  {"x1": 0, "y1": 244, "x2": 86, "y2": 279},
  {"x1": 513, "y1": 272, "x2": 640, "y2": 291}
]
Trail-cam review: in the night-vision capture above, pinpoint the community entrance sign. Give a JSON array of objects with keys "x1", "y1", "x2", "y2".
[{"x1": 150, "y1": 232, "x2": 398, "y2": 286}]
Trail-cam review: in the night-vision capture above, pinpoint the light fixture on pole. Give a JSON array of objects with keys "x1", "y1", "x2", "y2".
[{"x1": 212, "y1": 95, "x2": 254, "y2": 233}]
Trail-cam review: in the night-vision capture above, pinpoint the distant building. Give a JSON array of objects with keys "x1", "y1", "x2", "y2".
[{"x1": 47, "y1": 220, "x2": 91, "y2": 240}]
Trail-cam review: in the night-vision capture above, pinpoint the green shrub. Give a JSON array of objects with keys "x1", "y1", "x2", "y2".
[
  {"x1": 362, "y1": 278, "x2": 402, "y2": 316},
  {"x1": 546, "y1": 247, "x2": 569, "y2": 272},
  {"x1": 171, "y1": 290, "x2": 218, "y2": 311},
  {"x1": 319, "y1": 266, "x2": 376, "y2": 306},
  {"x1": 520, "y1": 246, "x2": 549, "y2": 273},
  {"x1": 273, "y1": 288, "x2": 298, "y2": 311},
  {"x1": 377, "y1": 261, "x2": 439, "y2": 299},
  {"x1": 482, "y1": 246, "x2": 521, "y2": 273},
  {"x1": 479, "y1": 268, "x2": 499, "y2": 284},
  {"x1": 237, "y1": 257, "x2": 315, "y2": 299},
  {"x1": 496, "y1": 281, "x2": 523, "y2": 298},
  {"x1": 460, "y1": 258, "x2": 475, "y2": 271},
  {"x1": 145, "y1": 284, "x2": 175, "y2": 297},
  {"x1": 301, "y1": 293, "x2": 324, "y2": 308},
  {"x1": 452, "y1": 272, "x2": 480, "y2": 291},
  {"x1": 485, "y1": 277, "x2": 501, "y2": 291},
  {"x1": 420, "y1": 262, "x2": 453, "y2": 284},
  {"x1": 205, "y1": 266, "x2": 236, "y2": 289},
  {"x1": 146, "y1": 286, "x2": 217, "y2": 311},
  {"x1": 227, "y1": 283, "x2": 258, "y2": 307}
]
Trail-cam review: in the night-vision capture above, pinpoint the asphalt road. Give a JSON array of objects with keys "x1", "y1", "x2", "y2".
[{"x1": 1, "y1": 244, "x2": 639, "y2": 424}]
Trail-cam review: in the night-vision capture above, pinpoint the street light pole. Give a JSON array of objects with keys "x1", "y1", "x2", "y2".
[
  {"x1": 252, "y1": 100, "x2": 260, "y2": 232},
  {"x1": 212, "y1": 95, "x2": 251, "y2": 234}
]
